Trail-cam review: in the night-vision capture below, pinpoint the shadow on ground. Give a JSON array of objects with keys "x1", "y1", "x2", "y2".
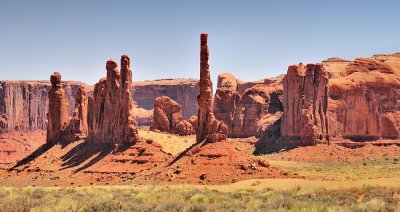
[
  {"x1": 253, "y1": 137, "x2": 302, "y2": 155},
  {"x1": 60, "y1": 141, "x2": 117, "y2": 174},
  {"x1": 9, "y1": 143, "x2": 55, "y2": 171}
]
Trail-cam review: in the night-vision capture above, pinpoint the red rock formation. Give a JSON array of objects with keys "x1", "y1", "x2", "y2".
[
  {"x1": 328, "y1": 55, "x2": 400, "y2": 140},
  {"x1": 0, "y1": 81, "x2": 89, "y2": 133},
  {"x1": 175, "y1": 120, "x2": 194, "y2": 136},
  {"x1": 213, "y1": 74, "x2": 240, "y2": 131},
  {"x1": 213, "y1": 73, "x2": 284, "y2": 138},
  {"x1": 69, "y1": 86, "x2": 88, "y2": 135},
  {"x1": 187, "y1": 115, "x2": 198, "y2": 134},
  {"x1": 46, "y1": 72, "x2": 71, "y2": 144},
  {"x1": 0, "y1": 79, "x2": 198, "y2": 131},
  {"x1": 281, "y1": 63, "x2": 329, "y2": 146},
  {"x1": 87, "y1": 56, "x2": 139, "y2": 145},
  {"x1": 196, "y1": 33, "x2": 228, "y2": 143},
  {"x1": 132, "y1": 79, "x2": 199, "y2": 120},
  {"x1": 231, "y1": 84, "x2": 283, "y2": 138},
  {"x1": 150, "y1": 96, "x2": 182, "y2": 133}
]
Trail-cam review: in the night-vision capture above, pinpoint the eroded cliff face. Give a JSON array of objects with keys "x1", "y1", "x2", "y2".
[
  {"x1": 87, "y1": 56, "x2": 139, "y2": 145},
  {"x1": 232, "y1": 83, "x2": 283, "y2": 138},
  {"x1": 328, "y1": 54, "x2": 400, "y2": 140},
  {"x1": 0, "y1": 80, "x2": 89, "y2": 133},
  {"x1": 0, "y1": 79, "x2": 199, "y2": 131},
  {"x1": 213, "y1": 73, "x2": 284, "y2": 138},
  {"x1": 132, "y1": 79, "x2": 199, "y2": 120},
  {"x1": 281, "y1": 63, "x2": 329, "y2": 146},
  {"x1": 69, "y1": 86, "x2": 88, "y2": 135}
]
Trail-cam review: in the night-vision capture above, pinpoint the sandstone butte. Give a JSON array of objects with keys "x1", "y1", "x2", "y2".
[
  {"x1": 280, "y1": 63, "x2": 330, "y2": 146},
  {"x1": 87, "y1": 55, "x2": 139, "y2": 145}
]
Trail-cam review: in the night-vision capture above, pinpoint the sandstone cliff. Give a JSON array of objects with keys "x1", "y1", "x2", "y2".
[
  {"x1": 280, "y1": 63, "x2": 329, "y2": 146},
  {"x1": 132, "y1": 78, "x2": 199, "y2": 120},
  {"x1": 213, "y1": 73, "x2": 284, "y2": 138},
  {"x1": 0, "y1": 80, "x2": 90, "y2": 133},
  {"x1": 327, "y1": 53, "x2": 400, "y2": 140},
  {"x1": 0, "y1": 78, "x2": 200, "y2": 131}
]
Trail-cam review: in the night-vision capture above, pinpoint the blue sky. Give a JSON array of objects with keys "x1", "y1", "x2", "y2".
[{"x1": 1, "y1": 0, "x2": 399, "y2": 84}]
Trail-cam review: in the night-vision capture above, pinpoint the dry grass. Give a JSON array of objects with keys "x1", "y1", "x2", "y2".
[
  {"x1": 265, "y1": 158, "x2": 400, "y2": 181},
  {"x1": 0, "y1": 185, "x2": 399, "y2": 211},
  {"x1": 138, "y1": 129, "x2": 196, "y2": 156}
]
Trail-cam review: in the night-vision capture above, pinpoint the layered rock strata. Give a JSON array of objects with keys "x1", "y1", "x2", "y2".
[
  {"x1": 196, "y1": 33, "x2": 228, "y2": 143},
  {"x1": 132, "y1": 79, "x2": 199, "y2": 120},
  {"x1": 0, "y1": 81, "x2": 88, "y2": 133},
  {"x1": 87, "y1": 56, "x2": 139, "y2": 145},
  {"x1": 281, "y1": 63, "x2": 329, "y2": 146},
  {"x1": 0, "y1": 79, "x2": 200, "y2": 131},
  {"x1": 328, "y1": 55, "x2": 400, "y2": 140}
]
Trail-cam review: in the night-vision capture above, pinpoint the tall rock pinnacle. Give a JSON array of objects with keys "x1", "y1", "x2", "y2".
[
  {"x1": 47, "y1": 72, "x2": 70, "y2": 144},
  {"x1": 196, "y1": 33, "x2": 228, "y2": 143}
]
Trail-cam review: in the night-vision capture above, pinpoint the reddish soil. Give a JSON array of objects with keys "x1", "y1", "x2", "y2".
[
  {"x1": 1, "y1": 130, "x2": 399, "y2": 186},
  {"x1": 0, "y1": 131, "x2": 46, "y2": 167},
  {"x1": 0, "y1": 133, "x2": 290, "y2": 186},
  {"x1": 266, "y1": 143, "x2": 400, "y2": 163},
  {"x1": 145, "y1": 140, "x2": 291, "y2": 184}
]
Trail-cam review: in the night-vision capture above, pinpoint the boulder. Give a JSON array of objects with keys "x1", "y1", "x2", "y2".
[
  {"x1": 175, "y1": 120, "x2": 193, "y2": 136},
  {"x1": 187, "y1": 115, "x2": 198, "y2": 133},
  {"x1": 150, "y1": 96, "x2": 182, "y2": 133}
]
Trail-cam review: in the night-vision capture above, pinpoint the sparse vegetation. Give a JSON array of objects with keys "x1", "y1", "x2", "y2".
[{"x1": 0, "y1": 185, "x2": 398, "y2": 211}]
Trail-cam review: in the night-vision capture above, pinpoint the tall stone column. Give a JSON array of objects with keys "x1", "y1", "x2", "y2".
[
  {"x1": 196, "y1": 33, "x2": 228, "y2": 143},
  {"x1": 47, "y1": 72, "x2": 70, "y2": 144}
]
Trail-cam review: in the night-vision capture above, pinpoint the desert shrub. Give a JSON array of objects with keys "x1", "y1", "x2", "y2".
[
  {"x1": 0, "y1": 186, "x2": 399, "y2": 211},
  {"x1": 154, "y1": 201, "x2": 185, "y2": 212},
  {"x1": 183, "y1": 202, "x2": 207, "y2": 212}
]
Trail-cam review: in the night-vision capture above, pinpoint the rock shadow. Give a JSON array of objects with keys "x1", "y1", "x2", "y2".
[
  {"x1": 253, "y1": 137, "x2": 300, "y2": 155},
  {"x1": 60, "y1": 140, "x2": 115, "y2": 174},
  {"x1": 167, "y1": 138, "x2": 207, "y2": 167},
  {"x1": 9, "y1": 143, "x2": 55, "y2": 171}
]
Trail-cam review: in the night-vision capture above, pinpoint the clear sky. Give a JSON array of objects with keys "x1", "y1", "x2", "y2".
[{"x1": 1, "y1": 0, "x2": 399, "y2": 84}]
